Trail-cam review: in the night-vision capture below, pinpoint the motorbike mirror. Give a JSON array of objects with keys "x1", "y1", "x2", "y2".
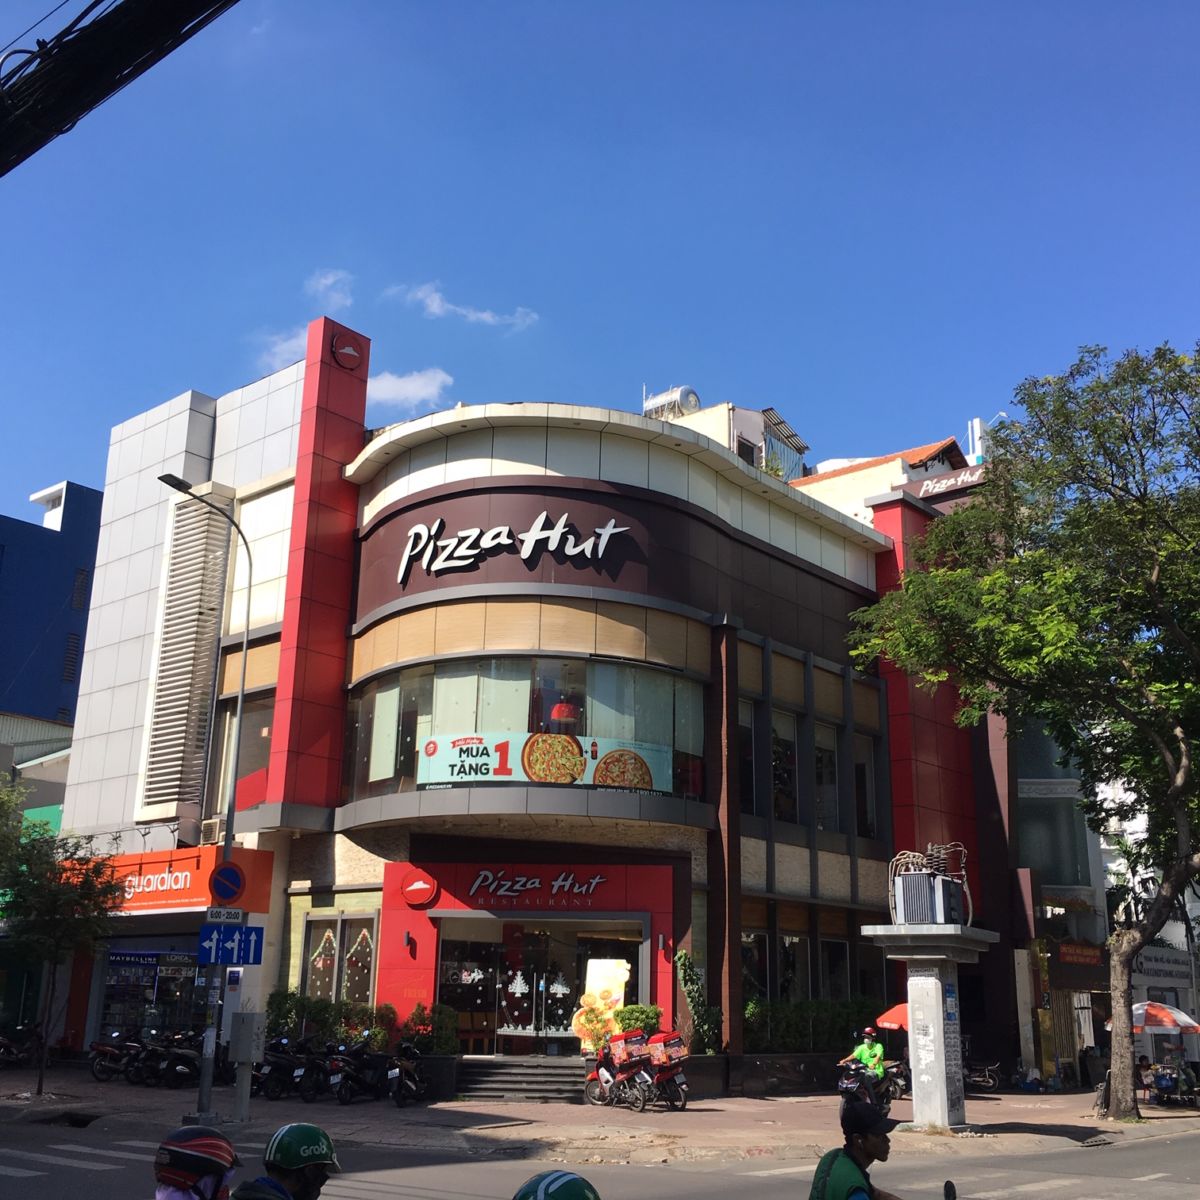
[{"x1": 944, "y1": 1184, "x2": 957, "y2": 1200}]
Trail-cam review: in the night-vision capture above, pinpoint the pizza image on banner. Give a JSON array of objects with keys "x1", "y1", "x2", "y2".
[
  {"x1": 593, "y1": 748, "x2": 653, "y2": 790},
  {"x1": 521, "y1": 733, "x2": 586, "y2": 784}
]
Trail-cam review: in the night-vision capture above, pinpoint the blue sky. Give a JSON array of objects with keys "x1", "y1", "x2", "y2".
[{"x1": 2, "y1": 1, "x2": 1199, "y2": 517}]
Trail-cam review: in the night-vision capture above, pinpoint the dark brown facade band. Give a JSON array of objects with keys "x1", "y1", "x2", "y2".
[{"x1": 357, "y1": 480, "x2": 871, "y2": 659}]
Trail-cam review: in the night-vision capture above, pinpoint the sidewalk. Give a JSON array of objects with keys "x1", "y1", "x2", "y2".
[{"x1": 3, "y1": 1067, "x2": 1199, "y2": 1167}]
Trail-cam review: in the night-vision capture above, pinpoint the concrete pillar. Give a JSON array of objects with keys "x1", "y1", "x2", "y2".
[{"x1": 906, "y1": 960, "x2": 966, "y2": 1127}]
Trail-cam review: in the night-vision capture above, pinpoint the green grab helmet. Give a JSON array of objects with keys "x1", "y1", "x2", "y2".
[
  {"x1": 513, "y1": 1171, "x2": 602, "y2": 1200},
  {"x1": 263, "y1": 1123, "x2": 341, "y2": 1173}
]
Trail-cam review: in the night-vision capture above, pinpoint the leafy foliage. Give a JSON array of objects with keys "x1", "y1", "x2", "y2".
[
  {"x1": 575, "y1": 1004, "x2": 611, "y2": 1054},
  {"x1": 848, "y1": 343, "x2": 1200, "y2": 1119},
  {"x1": 265, "y1": 988, "x2": 402, "y2": 1050},
  {"x1": 674, "y1": 948, "x2": 723, "y2": 1053},
  {"x1": 0, "y1": 781, "x2": 124, "y2": 1094},
  {"x1": 613, "y1": 1003, "x2": 662, "y2": 1036},
  {"x1": 399, "y1": 1001, "x2": 459, "y2": 1054},
  {"x1": 743, "y1": 996, "x2": 880, "y2": 1054}
]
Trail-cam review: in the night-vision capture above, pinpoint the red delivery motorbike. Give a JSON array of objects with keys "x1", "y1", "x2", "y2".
[{"x1": 584, "y1": 1030, "x2": 653, "y2": 1111}]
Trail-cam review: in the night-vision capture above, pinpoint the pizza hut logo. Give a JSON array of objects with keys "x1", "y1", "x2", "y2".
[
  {"x1": 424, "y1": 739, "x2": 438, "y2": 756},
  {"x1": 400, "y1": 867, "x2": 439, "y2": 907}
]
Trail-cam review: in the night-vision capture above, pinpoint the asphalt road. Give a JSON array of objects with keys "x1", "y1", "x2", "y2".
[{"x1": 0, "y1": 1119, "x2": 1196, "y2": 1200}]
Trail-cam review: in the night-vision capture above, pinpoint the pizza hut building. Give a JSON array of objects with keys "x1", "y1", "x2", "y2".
[{"x1": 62, "y1": 318, "x2": 896, "y2": 1054}]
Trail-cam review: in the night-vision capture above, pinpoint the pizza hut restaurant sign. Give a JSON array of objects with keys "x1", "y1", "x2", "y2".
[{"x1": 390, "y1": 862, "x2": 647, "y2": 912}]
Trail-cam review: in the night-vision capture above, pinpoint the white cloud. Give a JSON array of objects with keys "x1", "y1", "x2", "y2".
[
  {"x1": 367, "y1": 367, "x2": 454, "y2": 411},
  {"x1": 387, "y1": 281, "x2": 537, "y2": 332},
  {"x1": 258, "y1": 325, "x2": 307, "y2": 372},
  {"x1": 305, "y1": 268, "x2": 354, "y2": 312}
]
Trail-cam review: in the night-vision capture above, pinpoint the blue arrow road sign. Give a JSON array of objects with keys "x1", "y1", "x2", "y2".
[{"x1": 198, "y1": 923, "x2": 264, "y2": 965}]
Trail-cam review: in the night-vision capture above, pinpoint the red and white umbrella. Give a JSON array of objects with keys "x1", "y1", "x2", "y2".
[
  {"x1": 1107, "y1": 1000, "x2": 1200, "y2": 1034},
  {"x1": 876, "y1": 1002, "x2": 908, "y2": 1031},
  {"x1": 1130, "y1": 1001, "x2": 1200, "y2": 1034}
]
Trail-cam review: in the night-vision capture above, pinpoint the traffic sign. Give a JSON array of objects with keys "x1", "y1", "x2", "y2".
[
  {"x1": 198, "y1": 923, "x2": 264, "y2": 965},
  {"x1": 206, "y1": 906, "x2": 247, "y2": 925},
  {"x1": 208, "y1": 861, "x2": 247, "y2": 905}
]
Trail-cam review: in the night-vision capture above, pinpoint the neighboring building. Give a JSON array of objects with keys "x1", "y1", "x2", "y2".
[
  {"x1": 0, "y1": 482, "x2": 101, "y2": 727},
  {"x1": 793, "y1": 447, "x2": 1110, "y2": 1080},
  {"x1": 1101, "y1": 804, "x2": 1200, "y2": 1066},
  {"x1": 0, "y1": 482, "x2": 100, "y2": 1031},
  {"x1": 58, "y1": 318, "x2": 897, "y2": 1053}
]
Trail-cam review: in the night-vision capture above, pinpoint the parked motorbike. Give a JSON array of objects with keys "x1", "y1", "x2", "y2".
[
  {"x1": 331, "y1": 1037, "x2": 396, "y2": 1105},
  {"x1": 879, "y1": 1058, "x2": 910, "y2": 1102},
  {"x1": 963, "y1": 1060, "x2": 1000, "y2": 1093},
  {"x1": 583, "y1": 1036, "x2": 653, "y2": 1111},
  {"x1": 141, "y1": 1029, "x2": 203, "y2": 1089},
  {"x1": 88, "y1": 1029, "x2": 144, "y2": 1082},
  {"x1": 0, "y1": 1024, "x2": 42, "y2": 1069},
  {"x1": 391, "y1": 1040, "x2": 430, "y2": 1107},
  {"x1": 297, "y1": 1040, "x2": 338, "y2": 1103},
  {"x1": 255, "y1": 1035, "x2": 308, "y2": 1100},
  {"x1": 640, "y1": 1058, "x2": 689, "y2": 1110}
]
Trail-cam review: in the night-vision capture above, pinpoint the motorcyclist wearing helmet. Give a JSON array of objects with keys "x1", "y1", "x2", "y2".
[
  {"x1": 230, "y1": 1123, "x2": 340, "y2": 1200},
  {"x1": 513, "y1": 1170, "x2": 602, "y2": 1200},
  {"x1": 809, "y1": 1098, "x2": 903, "y2": 1200},
  {"x1": 839, "y1": 1026, "x2": 885, "y2": 1100},
  {"x1": 154, "y1": 1126, "x2": 241, "y2": 1200}
]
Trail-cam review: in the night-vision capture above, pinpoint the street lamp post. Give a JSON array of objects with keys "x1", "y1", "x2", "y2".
[{"x1": 159, "y1": 473, "x2": 252, "y2": 1120}]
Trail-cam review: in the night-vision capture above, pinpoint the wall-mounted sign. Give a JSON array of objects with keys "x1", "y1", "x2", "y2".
[
  {"x1": 397, "y1": 511, "x2": 629, "y2": 586},
  {"x1": 417, "y1": 731, "x2": 672, "y2": 793},
  {"x1": 110, "y1": 846, "x2": 274, "y2": 914},
  {"x1": 1134, "y1": 945, "x2": 1194, "y2": 983},
  {"x1": 899, "y1": 465, "x2": 986, "y2": 502}
]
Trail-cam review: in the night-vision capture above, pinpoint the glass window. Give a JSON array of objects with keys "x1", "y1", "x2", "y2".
[
  {"x1": 304, "y1": 919, "x2": 339, "y2": 1001},
  {"x1": 302, "y1": 913, "x2": 378, "y2": 1005},
  {"x1": 339, "y1": 917, "x2": 376, "y2": 1005},
  {"x1": 479, "y1": 659, "x2": 531, "y2": 732},
  {"x1": 1016, "y1": 794, "x2": 1091, "y2": 886},
  {"x1": 738, "y1": 699, "x2": 756, "y2": 815},
  {"x1": 587, "y1": 661, "x2": 633, "y2": 740},
  {"x1": 433, "y1": 660, "x2": 479, "y2": 734},
  {"x1": 779, "y1": 934, "x2": 809, "y2": 1001},
  {"x1": 347, "y1": 656, "x2": 705, "y2": 800},
  {"x1": 857, "y1": 943, "x2": 886, "y2": 1002},
  {"x1": 854, "y1": 733, "x2": 877, "y2": 839},
  {"x1": 206, "y1": 692, "x2": 275, "y2": 819},
  {"x1": 741, "y1": 931, "x2": 769, "y2": 1000},
  {"x1": 820, "y1": 938, "x2": 850, "y2": 1001},
  {"x1": 771, "y1": 709, "x2": 798, "y2": 823},
  {"x1": 814, "y1": 723, "x2": 839, "y2": 832},
  {"x1": 674, "y1": 677, "x2": 704, "y2": 799}
]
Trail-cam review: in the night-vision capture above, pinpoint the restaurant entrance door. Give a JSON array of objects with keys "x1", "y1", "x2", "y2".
[{"x1": 437, "y1": 916, "x2": 642, "y2": 1054}]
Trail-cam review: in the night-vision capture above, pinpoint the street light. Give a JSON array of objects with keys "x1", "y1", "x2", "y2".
[{"x1": 159, "y1": 472, "x2": 253, "y2": 1120}]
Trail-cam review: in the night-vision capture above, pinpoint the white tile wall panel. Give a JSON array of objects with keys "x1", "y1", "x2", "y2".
[
  {"x1": 648, "y1": 443, "x2": 689, "y2": 500},
  {"x1": 769, "y1": 504, "x2": 798, "y2": 555},
  {"x1": 819, "y1": 527, "x2": 846, "y2": 576},
  {"x1": 233, "y1": 442, "x2": 266, "y2": 487},
  {"x1": 742, "y1": 491, "x2": 770, "y2": 541},
  {"x1": 260, "y1": 429, "x2": 294, "y2": 477},
  {"x1": 796, "y1": 519, "x2": 822, "y2": 566},
  {"x1": 546, "y1": 427, "x2": 600, "y2": 477},
  {"x1": 492, "y1": 426, "x2": 547, "y2": 475},
  {"x1": 406, "y1": 438, "x2": 448, "y2": 494},
  {"x1": 238, "y1": 396, "x2": 269, "y2": 445},
  {"x1": 687, "y1": 459, "x2": 718, "y2": 511},
  {"x1": 601, "y1": 433, "x2": 649, "y2": 488},
  {"x1": 716, "y1": 475, "x2": 742, "y2": 526},
  {"x1": 444, "y1": 428, "x2": 495, "y2": 483}
]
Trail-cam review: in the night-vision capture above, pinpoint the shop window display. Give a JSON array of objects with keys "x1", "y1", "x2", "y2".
[
  {"x1": 99, "y1": 950, "x2": 204, "y2": 1036},
  {"x1": 301, "y1": 913, "x2": 378, "y2": 1004},
  {"x1": 348, "y1": 656, "x2": 705, "y2": 801}
]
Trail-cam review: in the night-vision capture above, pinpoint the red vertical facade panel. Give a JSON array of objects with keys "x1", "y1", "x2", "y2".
[
  {"x1": 265, "y1": 318, "x2": 369, "y2": 809},
  {"x1": 871, "y1": 497, "x2": 980, "y2": 898}
]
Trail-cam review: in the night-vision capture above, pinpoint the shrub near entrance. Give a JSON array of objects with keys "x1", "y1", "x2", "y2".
[
  {"x1": 613, "y1": 1004, "x2": 661, "y2": 1036},
  {"x1": 743, "y1": 997, "x2": 882, "y2": 1053}
]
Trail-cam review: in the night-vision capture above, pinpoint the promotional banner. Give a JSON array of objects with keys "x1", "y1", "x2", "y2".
[{"x1": 418, "y1": 731, "x2": 672, "y2": 793}]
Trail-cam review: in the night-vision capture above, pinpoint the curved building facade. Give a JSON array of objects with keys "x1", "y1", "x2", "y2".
[{"x1": 62, "y1": 318, "x2": 896, "y2": 1055}]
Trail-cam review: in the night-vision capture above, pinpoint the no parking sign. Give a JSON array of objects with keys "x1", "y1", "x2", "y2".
[{"x1": 208, "y1": 860, "x2": 247, "y2": 906}]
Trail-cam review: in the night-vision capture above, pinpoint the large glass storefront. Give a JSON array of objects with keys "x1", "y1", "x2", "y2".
[
  {"x1": 346, "y1": 655, "x2": 704, "y2": 801},
  {"x1": 98, "y1": 946, "x2": 206, "y2": 1037},
  {"x1": 436, "y1": 916, "x2": 643, "y2": 1055}
]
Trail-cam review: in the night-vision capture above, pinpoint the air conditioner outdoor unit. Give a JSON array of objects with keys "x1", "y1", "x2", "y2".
[{"x1": 200, "y1": 817, "x2": 223, "y2": 845}]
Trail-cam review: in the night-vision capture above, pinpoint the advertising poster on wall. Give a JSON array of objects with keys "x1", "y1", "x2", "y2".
[{"x1": 418, "y1": 732, "x2": 672, "y2": 793}]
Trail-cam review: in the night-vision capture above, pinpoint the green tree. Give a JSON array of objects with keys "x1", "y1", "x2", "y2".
[
  {"x1": 0, "y1": 781, "x2": 124, "y2": 1095},
  {"x1": 849, "y1": 344, "x2": 1200, "y2": 1120}
]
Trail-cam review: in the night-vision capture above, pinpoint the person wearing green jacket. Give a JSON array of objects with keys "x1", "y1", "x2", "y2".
[
  {"x1": 230, "y1": 1123, "x2": 340, "y2": 1200},
  {"x1": 809, "y1": 1099, "x2": 903, "y2": 1200}
]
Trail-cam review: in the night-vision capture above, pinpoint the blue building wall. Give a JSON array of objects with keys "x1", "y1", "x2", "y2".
[{"x1": 0, "y1": 483, "x2": 102, "y2": 724}]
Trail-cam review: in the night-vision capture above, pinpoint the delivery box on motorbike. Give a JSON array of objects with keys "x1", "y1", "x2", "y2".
[
  {"x1": 610, "y1": 1029, "x2": 648, "y2": 1065},
  {"x1": 648, "y1": 1031, "x2": 687, "y2": 1066}
]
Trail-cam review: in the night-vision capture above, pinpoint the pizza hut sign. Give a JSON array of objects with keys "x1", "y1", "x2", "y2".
[
  {"x1": 397, "y1": 510, "x2": 629, "y2": 586},
  {"x1": 466, "y1": 868, "x2": 609, "y2": 909}
]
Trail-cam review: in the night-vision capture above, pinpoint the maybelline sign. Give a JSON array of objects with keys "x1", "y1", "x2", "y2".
[{"x1": 397, "y1": 510, "x2": 630, "y2": 586}]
